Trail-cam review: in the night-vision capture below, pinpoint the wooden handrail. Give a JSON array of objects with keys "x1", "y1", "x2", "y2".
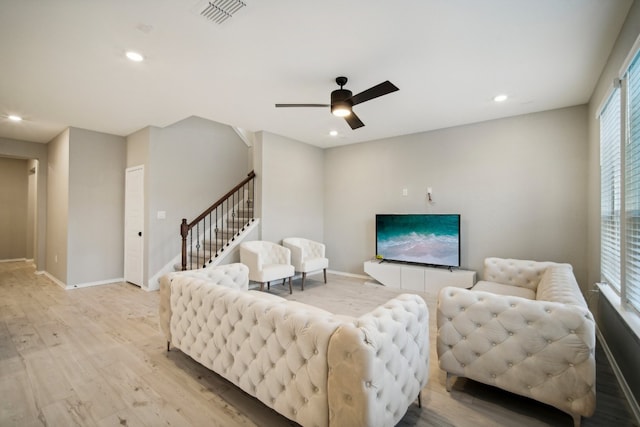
[
  {"x1": 180, "y1": 171, "x2": 255, "y2": 271},
  {"x1": 187, "y1": 171, "x2": 255, "y2": 228}
]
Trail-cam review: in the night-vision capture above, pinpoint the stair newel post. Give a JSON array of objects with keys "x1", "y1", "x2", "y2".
[{"x1": 180, "y1": 218, "x2": 189, "y2": 271}]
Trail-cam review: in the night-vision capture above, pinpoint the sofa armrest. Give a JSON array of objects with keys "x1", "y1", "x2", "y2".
[
  {"x1": 286, "y1": 242, "x2": 304, "y2": 271},
  {"x1": 483, "y1": 257, "x2": 570, "y2": 291},
  {"x1": 327, "y1": 294, "x2": 429, "y2": 427},
  {"x1": 437, "y1": 286, "x2": 595, "y2": 418}
]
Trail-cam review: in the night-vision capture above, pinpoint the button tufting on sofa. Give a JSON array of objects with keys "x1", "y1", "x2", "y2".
[
  {"x1": 437, "y1": 257, "x2": 595, "y2": 426},
  {"x1": 161, "y1": 264, "x2": 429, "y2": 427}
]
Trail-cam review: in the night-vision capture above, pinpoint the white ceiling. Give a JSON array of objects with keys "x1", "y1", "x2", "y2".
[{"x1": 0, "y1": 0, "x2": 633, "y2": 148}]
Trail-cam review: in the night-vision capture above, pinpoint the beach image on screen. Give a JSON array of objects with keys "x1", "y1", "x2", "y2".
[{"x1": 376, "y1": 214, "x2": 460, "y2": 267}]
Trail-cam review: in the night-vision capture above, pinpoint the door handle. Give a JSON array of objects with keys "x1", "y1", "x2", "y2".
[{"x1": 138, "y1": 231, "x2": 142, "y2": 237}]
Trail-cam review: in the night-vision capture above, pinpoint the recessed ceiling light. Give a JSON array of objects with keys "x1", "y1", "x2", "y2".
[
  {"x1": 8, "y1": 115, "x2": 22, "y2": 122},
  {"x1": 494, "y1": 94, "x2": 508, "y2": 102},
  {"x1": 126, "y1": 51, "x2": 144, "y2": 62},
  {"x1": 329, "y1": 130, "x2": 338, "y2": 137}
]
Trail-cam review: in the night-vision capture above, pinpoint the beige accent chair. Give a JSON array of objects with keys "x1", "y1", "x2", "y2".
[
  {"x1": 437, "y1": 257, "x2": 595, "y2": 427},
  {"x1": 282, "y1": 237, "x2": 329, "y2": 290},
  {"x1": 240, "y1": 240, "x2": 295, "y2": 293}
]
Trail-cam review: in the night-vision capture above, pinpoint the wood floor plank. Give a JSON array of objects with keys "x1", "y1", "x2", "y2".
[
  {"x1": 23, "y1": 350, "x2": 76, "y2": 409},
  {"x1": 0, "y1": 370, "x2": 42, "y2": 427}
]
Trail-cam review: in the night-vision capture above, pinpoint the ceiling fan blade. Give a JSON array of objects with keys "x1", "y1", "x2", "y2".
[
  {"x1": 275, "y1": 103, "x2": 329, "y2": 108},
  {"x1": 344, "y1": 111, "x2": 365, "y2": 130},
  {"x1": 349, "y1": 81, "x2": 399, "y2": 106}
]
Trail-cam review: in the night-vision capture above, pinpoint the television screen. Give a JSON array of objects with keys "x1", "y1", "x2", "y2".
[{"x1": 375, "y1": 214, "x2": 460, "y2": 268}]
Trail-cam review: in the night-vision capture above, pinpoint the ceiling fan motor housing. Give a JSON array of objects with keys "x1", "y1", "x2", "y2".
[{"x1": 331, "y1": 88, "x2": 353, "y2": 115}]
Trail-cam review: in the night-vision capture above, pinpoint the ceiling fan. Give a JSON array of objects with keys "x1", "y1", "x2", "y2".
[{"x1": 275, "y1": 76, "x2": 399, "y2": 130}]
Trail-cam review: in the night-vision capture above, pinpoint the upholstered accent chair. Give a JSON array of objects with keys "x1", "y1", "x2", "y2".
[
  {"x1": 240, "y1": 240, "x2": 295, "y2": 293},
  {"x1": 282, "y1": 237, "x2": 329, "y2": 290}
]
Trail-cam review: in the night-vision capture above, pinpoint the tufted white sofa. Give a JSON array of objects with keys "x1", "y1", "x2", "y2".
[
  {"x1": 437, "y1": 257, "x2": 595, "y2": 427},
  {"x1": 159, "y1": 263, "x2": 430, "y2": 427}
]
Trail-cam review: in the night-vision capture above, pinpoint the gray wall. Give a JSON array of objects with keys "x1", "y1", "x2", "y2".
[
  {"x1": 0, "y1": 157, "x2": 28, "y2": 259},
  {"x1": 255, "y1": 131, "x2": 324, "y2": 244},
  {"x1": 0, "y1": 137, "x2": 48, "y2": 271},
  {"x1": 26, "y1": 159, "x2": 38, "y2": 261},
  {"x1": 126, "y1": 117, "x2": 250, "y2": 287},
  {"x1": 587, "y1": 0, "x2": 640, "y2": 406},
  {"x1": 324, "y1": 106, "x2": 589, "y2": 285},
  {"x1": 44, "y1": 127, "x2": 126, "y2": 287},
  {"x1": 67, "y1": 128, "x2": 126, "y2": 286},
  {"x1": 46, "y1": 129, "x2": 70, "y2": 283}
]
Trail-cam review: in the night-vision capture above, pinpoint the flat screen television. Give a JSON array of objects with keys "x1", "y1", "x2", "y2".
[{"x1": 375, "y1": 214, "x2": 461, "y2": 268}]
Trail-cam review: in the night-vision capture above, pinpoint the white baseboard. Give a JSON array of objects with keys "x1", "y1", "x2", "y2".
[
  {"x1": 0, "y1": 258, "x2": 26, "y2": 263},
  {"x1": 327, "y1": 269, "x2": 369, "y2": 280},
  {"x1": 596, "y1": 326, "x2": 640, "y2": 425},
  {"x1": 43, "y1": 271, "x2": 66, "y2": 289},
  {"x1": 66, "y1": 277, "x2": 124, "y2": 290},
  {"x1": 41, "y1": 271, "x2": 124, "y2": 290}
]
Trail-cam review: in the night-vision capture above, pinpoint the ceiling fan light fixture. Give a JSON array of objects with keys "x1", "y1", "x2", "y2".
[
  {"x1": 126, "y1": 51, "x2": 144, "y2": 62},
  {"x1": 331, "y1": 101, "x2": 351, "y2": 117}
]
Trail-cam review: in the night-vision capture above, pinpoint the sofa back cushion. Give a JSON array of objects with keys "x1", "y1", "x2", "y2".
[
  {"x1": 536, "y1": 265, "x2": 588, "y2": 309},
  {"x1": 169, "y1": 276, "x2": 342, "y2": 427},
  {"x1": 483, "y1": 257, "x2": 570, "y2": 292}
]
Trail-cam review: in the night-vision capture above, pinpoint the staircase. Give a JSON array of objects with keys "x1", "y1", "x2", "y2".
[{"x1": 179, "y1": 171, "x2": 256, "y2": 271}]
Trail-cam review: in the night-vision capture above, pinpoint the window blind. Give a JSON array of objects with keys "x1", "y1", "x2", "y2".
[
  {"x1": 601, "y1": 88, "x2": 621, "y2": 291},
  {"x1": 626, "y1": 54, "x2": 640, "y2": 313}
]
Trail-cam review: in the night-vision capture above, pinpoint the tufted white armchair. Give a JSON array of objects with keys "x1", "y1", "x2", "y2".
[
  {"x1": 240, "y1": 240, "x2": 295, "y2": 293},
  {"x1": 437, "y1": 258, "x2": 595, "y2": 427},
  {"x1": 282, "y1": 237, "x2": 329, "y2": 290}
]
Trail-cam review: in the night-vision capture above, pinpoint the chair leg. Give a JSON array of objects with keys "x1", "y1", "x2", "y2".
[
  {"x1": 445, "y1": 373, "x2": 455, "y2": 392},
  {"x1": 267, "y1": 281, "x2": 270, "y2": 290},
  {"x1": 572, "y1": 414, "x2": 581, "y2": 427},
  {"x1": 417, "y1": 391, "x2": 422, "y2": 408},
  {"x1": 323, "y1": 268, "x2": 327, "y2": 283},
  {"x1": 167, "y1": 341, "x2": 170, "y2": 352},
  {"x1": 288, "y1": 277, "x2": 292, "y2": 294},
  {"x1": 301, "y1": 272, "x2": 306, "y2": 291}
]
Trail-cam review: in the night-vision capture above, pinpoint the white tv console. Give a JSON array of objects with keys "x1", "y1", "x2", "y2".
[{"x1": 364, "y1": 260, "x2": 476, "y2": 295}]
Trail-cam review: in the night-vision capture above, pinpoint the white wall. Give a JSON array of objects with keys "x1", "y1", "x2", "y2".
[
  {"x1": 67, "y1": 127, "x2": 126, "y2": 286},
  {"x1": 324, "y1": 106, "x2": 589, "y2": 285},
  {"x1": 255, "y1": 131, "x2": 324, "y2": 244}
]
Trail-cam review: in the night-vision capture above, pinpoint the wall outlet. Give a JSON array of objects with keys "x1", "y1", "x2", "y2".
[{"x1": 402, "y1": 188, "x2": 408, "y2": 196}]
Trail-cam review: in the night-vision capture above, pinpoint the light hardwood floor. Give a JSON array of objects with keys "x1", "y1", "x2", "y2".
[{"x1": 0, "y1": 261, "x2": 635, "y2": 426}]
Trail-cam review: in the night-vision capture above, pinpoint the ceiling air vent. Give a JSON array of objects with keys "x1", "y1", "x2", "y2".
[{"x1": 196, "y1": 0, "x2": 246, "y2": 24}]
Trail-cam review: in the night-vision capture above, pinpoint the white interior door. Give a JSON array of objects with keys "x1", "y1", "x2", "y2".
[{"x1": 124, "y1": 166, "x2": 144, "y2": 286}]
